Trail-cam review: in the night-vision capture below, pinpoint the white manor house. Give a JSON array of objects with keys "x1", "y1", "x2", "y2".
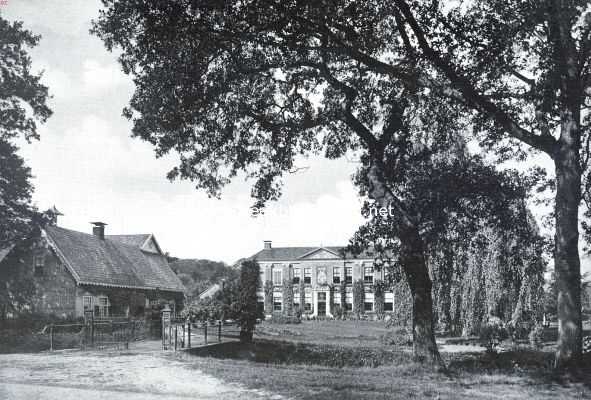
[{"x1": 250, "y1": 241, "x2": 396, "y2": 318}]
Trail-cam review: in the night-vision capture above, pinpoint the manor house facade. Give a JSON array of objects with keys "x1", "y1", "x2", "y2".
[{"x1": 250, "y1": 241, "x2": 395, "y2": 318}]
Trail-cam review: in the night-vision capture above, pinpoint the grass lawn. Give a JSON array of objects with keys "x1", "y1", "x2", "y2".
[{"x1": 175, "y1": 320, "x2": 591, "y2": 400}]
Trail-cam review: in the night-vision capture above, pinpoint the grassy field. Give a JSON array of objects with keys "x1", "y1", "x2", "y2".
[{"x1": 176, "y1": 320, "x2": 591, "y2": 400}]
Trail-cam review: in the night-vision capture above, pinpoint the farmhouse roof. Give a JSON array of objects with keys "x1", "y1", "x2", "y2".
[
  {"x1": 250, "y1": 246, "x2": 376, "y2": 262},
  {"x1": 45, "y1": 226, "x2": 184, "y2": 293},
  {"x1": 105, "y1": 234, "x2": 151, "y2": 247}
]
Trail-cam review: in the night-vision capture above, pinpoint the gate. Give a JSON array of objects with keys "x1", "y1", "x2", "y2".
[
  {"x1": 160, "y1": 307, "x2": 242, "y2": 351},
  {"x1": 42, "y1": 316, "x2": 148, "y2": 351},
  {"x1": 82, "y1": 316, "x2": 147, "y2": 350}
]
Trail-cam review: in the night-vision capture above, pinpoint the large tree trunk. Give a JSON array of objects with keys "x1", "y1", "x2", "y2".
[
  {"x1": 366, "y1": 165, "x2": 444, "y2": 367},
  {"x1": 399, "y1": 226, "x2": 444, "y2": 367},
  {"x1": 554, "y1": 124, "x2": 583, "y2": 366}
]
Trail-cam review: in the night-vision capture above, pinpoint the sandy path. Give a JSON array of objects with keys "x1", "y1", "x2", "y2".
[{"x1": 0, "y1": 351, "x2": 282, "y2": 400}]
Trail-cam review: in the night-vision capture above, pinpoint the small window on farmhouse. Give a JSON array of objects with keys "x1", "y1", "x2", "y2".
[
  {"x1": 83, "y1": 296, "x2": 93, "y2": 313},
  {"x1": 33, "y1": 254, "x2": 45, "y2": 276},
  {"x1": 345, "y1": 267, "x2": 353, "y2": 284},
  {"x1": 304, "y1": 268, "x2": 311, "y2": 284},
  {"x1": 332, "y1": 267, "x2": 341, "y2": 284},
  {"x1": 292, "y1": 268, "x2": 300, "y2": 284},
  {"x1": 384, "y1": 302, "x2": 393, "y2": 312},
  {"x1": 95, "y1": 296, "x2": 110, "y2": 318},
  {"x1": 364, "y1": 267, "x2": 374, "y2": 284}
]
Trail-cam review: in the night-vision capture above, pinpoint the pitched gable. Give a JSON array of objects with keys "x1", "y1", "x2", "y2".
[
  {"x1": 140, "y1": 235, "x2": 162, "y2": 254},
  {"x1": 298, "y1": 248, "x2": 341, "y2": 260}
]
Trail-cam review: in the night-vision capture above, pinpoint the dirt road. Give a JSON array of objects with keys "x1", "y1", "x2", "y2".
[{"x1": 0, "y1": 349, "x2": 282, "y2": 400}]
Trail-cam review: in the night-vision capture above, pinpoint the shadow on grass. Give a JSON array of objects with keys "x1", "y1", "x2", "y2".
[
  {"x1": 185, "y1": 339, "x2": 415, "y2": 368},
  {"x1": 447, "y1": 349, "x2": 591, "y2": 388},
  {"x1": 185, "y1": 339, "x2": 591, "y2": 388}
]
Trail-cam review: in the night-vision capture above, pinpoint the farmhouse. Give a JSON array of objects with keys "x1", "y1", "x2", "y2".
[
  {"x1": 0, "y1": 212, "x2": 185, "y2": 319},
  {"x1": 251, "y1": 240, "x2": 395, "y2": 318}
]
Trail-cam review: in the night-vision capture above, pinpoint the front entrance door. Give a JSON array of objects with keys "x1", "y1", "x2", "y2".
[{"x1": 317, "y1": 292, "x2": 326, "y2": 317}]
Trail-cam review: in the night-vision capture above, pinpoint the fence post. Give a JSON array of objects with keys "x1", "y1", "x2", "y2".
[
  {"x1": 204, "y1": 323, "x2": 208, "y2": 345},
  {"x1": 90, "y1": 318, "x2": 94, "y2": 348},
  {"x1": 49, "y1": 324, "x2": 54, "y2": 351},
  {"x1": 187, "y1": 321, "x2": 191, "y2": 349},
  {"x1": 218, "y1": 320, "x2": 221, "y2": 343}
]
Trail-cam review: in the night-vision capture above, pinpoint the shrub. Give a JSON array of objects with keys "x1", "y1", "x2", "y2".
[
  {"x1": 238, "y1": 260, "x2": 260, "y2": 343},
  {"x1": 264, "y1": 280, "x2": 273, "y2": 315},
  {"x1": 282, "y1": 279, "x2": 294, "y2": 316},
  {"x1": 182, "y1": 298, "x2": 219, "y2": 322},
  {"x1": 267, "y1": 314, "x2": 301, "y2": 324},
  {"x1": 528, "y1": 324, "x2": 544, "y2": 349},
  {"x1": 353, "y1": 279, "x2": 365, "y2": 318},
  {"x1": 386, "y1": 280, "x2": 412, "y2": 328},
  {"x1": 374, "y1": 280, "x2": 386, "y2": 320},
  {"x1": 380, "y1": 326, "x2": 413, "y2": 347},
  {"x1": 299, "y1": 282, "x2": 305, "y2": 313},
  {"x1": 339, "y1": 281, "x2": 347, "y2": 318},
  {"x1": 479, "y1": 317, "x2": 509, "y2": 353},
  {"x1": 332, "y1": 304, "x2": 344, "y2": 319}
]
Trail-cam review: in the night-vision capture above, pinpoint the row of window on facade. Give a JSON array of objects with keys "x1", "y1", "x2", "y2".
[
  {"x1": 82, "y1": 295, "x2": 176, "y2": 318},
  {"x1": 266, "y1": 291, "x2": 395, "y2": 313},
  {"x1": 265, "y1": 266, "x2": 376, "y2": 286}
]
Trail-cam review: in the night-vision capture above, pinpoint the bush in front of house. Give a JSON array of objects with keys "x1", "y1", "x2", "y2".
[
  {"x1": 298, "y1": 281, "x2": 305, "y2": 311},
  {"x1": 479, "y1": 316, "x2": 509, "y2": 353},
  {"x1": 238, "y1": 260, "x2": 260, "y2": 343},
  {"x1": 528, "y1": 324, "x2": 545, "y2": 349},
  {"x1": 353, "y1": 279, "x2": 365, "y2": 318},
  {"x1": 339, "y1": 281, "x2": 347, "y2": 318},
  {"x1": 266, "y1": 314, "x2": 301, "y2": 324},
  {"x1": 264, "y1": 280, "x2": 273, "y2": 315},
  {"x1": 332, "y1": 304, "x2": 345, "y2": 320},
  {"x1": 373, "y1": 280, "x2": 386, "y2": 320},
  {"x1": 282, "y1": 279, "x2": 294, "y2": 317},
  {"x1": 380, "y1": 326, "x2": 413, "y2": 347}
]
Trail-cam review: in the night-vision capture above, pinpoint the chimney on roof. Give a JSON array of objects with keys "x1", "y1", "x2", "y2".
[
  {"x1": 91, "y1": 222, "x2": 107, "y2": 240},
  {"x1": 264, "y1": 240, "x2": 272, "y2": 250}
]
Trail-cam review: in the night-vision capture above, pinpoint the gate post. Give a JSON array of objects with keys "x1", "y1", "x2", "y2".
[
  {"x1": 49, "y1": 324, "x2": 54, "y2": 351},
  {"x1": 161, "y1": 305, "x2": 171, "y2": 350},
  {"x1": 218, "y1": 320, "x2": 221, "y2": 343},
  {"x1": 204, "y1": 323, "x2": 208, "y2": 345},
  {"x1": 187, "y1": 320, "x2": 191, "y2": 349}
]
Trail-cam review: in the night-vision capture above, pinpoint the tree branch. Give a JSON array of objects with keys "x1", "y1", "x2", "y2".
[{"x1": 394, "y1": 0, "x2": 558, "y2": 157}]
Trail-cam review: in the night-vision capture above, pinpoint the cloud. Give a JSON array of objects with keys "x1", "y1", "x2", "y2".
[{"x1": 82, "y1": 59, "x2": 129, "y2": 92}]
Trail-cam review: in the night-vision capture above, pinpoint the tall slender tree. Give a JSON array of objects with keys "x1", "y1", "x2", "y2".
[{"x1": 0, "y1": 16, "x2": 52, "y2": 248}]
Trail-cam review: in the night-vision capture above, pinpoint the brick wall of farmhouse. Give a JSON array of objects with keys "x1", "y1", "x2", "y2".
[{"x1": 30, "y1": 251, "x2": 77, "y2": 318}]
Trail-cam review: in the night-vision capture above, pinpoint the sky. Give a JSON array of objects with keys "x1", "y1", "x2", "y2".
[
  {"x1": 1, "y1": 1, "x2": 589, "y2": 273},
  {"x1": 1, "y1": 0, "x2": 365, "y2": 264}
]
